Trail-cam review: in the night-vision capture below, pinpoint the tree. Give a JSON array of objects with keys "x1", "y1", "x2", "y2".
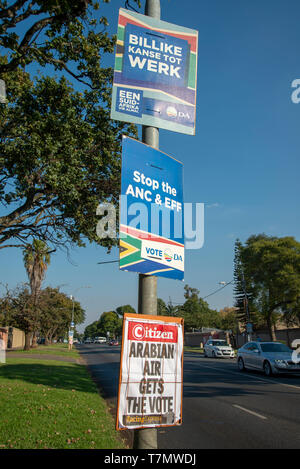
[
  {"x1": 179, "y1": 285, "x2": 220, "y2": 331},
  {"x1": 157, "y1": 298, "x2": 167, "y2": 315},
  {"x1": 23, "y1": 239, "x2": 52, "y2": 348},
  {"x1": 84, "y1": 320, "x2": 100, "y2": 339},
  {"x1": 0, "y1": 1, "x2": 138, "y2": 77},
  {"x1": 1, "y1": 284, "x2": 36, "y2": 349},
  {"x1": 237, "y1": 235, "x2": 300, "y2": 341},
  {"x1": 233, "y1": 239, "x2": 261, "y2": 331},
  {"x1": 0, "y1": 1, "x2": 138, "y2": 251},
  {"x1": 98, "y1": 311, "x2": 122, "y2": 338},
  {"x1": 219, "y1": 307, "x2": 238, "y2": 331},
  {"x1": 23, "y1": 240, "x2": 51, "y2": 300},
  {"x1": 115, "y1": 305, "x2": 136, "y2": 317},
  {"x1": 39, "y1": 287, "x2": 85, "y2": 344},
  {"x1": 0, "y1": 284, "x2": 85, "y2": 346},
  {"x1": 157, "y1": 298, "x2": 179, "y2": 317}
]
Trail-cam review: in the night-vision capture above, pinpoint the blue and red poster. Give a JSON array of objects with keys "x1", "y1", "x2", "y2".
[
  {"x1": 111, "y1": 9, "x2": 198, "y2": 135},
  {"x1": 120, "y1": 136, "x2": 184, "y2": 280}
]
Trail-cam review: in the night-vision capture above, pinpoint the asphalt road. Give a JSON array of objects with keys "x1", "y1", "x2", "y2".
[{"x1": 77, "y1": 344, "x2": 300, "y2": 449}]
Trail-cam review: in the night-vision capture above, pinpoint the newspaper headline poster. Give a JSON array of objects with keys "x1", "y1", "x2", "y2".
[
  {"x1": 117, "y1": 313, "x2": 184, "y2": 430},
  {"x1": 111, "y1": 8, "x2": 198, "y2": 135}
]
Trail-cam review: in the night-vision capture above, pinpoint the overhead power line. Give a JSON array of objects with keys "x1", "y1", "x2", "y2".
[
  {"x1": 203, "y1": 280, "x2": 234, "y2": 299},
  {"x1": 171, "y1": 280, "x2": 234, "y2": 306},
  {"x1": 97, "y1": 260, "x2": 119, "y2": 265}
]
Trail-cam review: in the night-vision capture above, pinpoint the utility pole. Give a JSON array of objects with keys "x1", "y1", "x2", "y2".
[{"x1": 133, "y1": 0, "x2": 161, "y2": 451}]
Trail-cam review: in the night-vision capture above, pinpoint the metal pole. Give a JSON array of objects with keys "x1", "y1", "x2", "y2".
[{"x1": 133, "y1": 0, "x2": 161, "y2": 451}]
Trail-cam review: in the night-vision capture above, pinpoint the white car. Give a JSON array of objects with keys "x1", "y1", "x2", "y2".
[
  {"x1": 204, "y1": 339, "x2": 235, "y2": 358},
  {"x1": 94, "y1": 337, "x2": 106, "y2": 344},
  {"x1": 84, "y1": 338, "x2": 93, "y2": 344}
]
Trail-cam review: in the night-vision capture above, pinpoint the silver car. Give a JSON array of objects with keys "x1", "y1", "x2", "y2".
[
  {"x1": 204, "y1": 339, "x2": 235, "y2": 358},
  {"x1": 237, "y1": 341, "x2": 300, "y2": 376}
]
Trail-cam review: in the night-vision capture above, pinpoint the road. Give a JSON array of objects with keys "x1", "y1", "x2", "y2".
[{"x1": 78, "y1": 344, "x2": 300, "y2": 449}]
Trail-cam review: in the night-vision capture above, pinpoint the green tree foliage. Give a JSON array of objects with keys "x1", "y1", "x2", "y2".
[
  {"x1": 23, "y1": 240, "x2": 52, "y2": 300},
  {"x1": 39, "y1": 287, "x2": 85, "y2": 344},
  {"x1": 22, "y1": 239, "x2": 52, "y2": 348},
  {"x1": 157, "y1": 298, "x2": 167, "y2": 315},
  {"x1": 84, "y1": 310, "x2": 122, "y2": 339},
  {"x1": 178, "y1": 285, "x2": 221, "y2": 331},
  {"x1": 233, "y1": 239, "x2": 261, "y2": 330},
  {"x1": 0, "y1": 1, "x2": 138, "y2": 251},
  {"x1": 157, "y1": 298, "x2": 179, "y2": 317},
  {"x1": 115, "y1": 304, "x2": 136, "y2": 317},
  {"x1": 236, "y1": 235, "x2": 300, "y2": 341},
  {"x1": 98, "y1": 310, "x2": 122, "y2": 337},
  {"x1": 0, "y1": 284, "x2": 39, "y2": 348},
  {"x1": 0, "y1": 0, "x2": 138, "y2": 78},
  {"x1": 219, "y1": 307, "x2": 237, "y2": 331},
  {"x1": 0, "y1": 284, "x2": 85, "y2": 347},
  {"x1": 84, "y1": 320, "x2": 100, "y2": 339}
]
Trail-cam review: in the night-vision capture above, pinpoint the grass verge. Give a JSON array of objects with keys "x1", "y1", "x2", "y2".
[
  {"x1": 7, "y1": 343, "x2": 79, "y2": 359},
  {"x1": 184, "y1": 346, "x2": 204, "y2": 354},
  {"x1": 0, "y1": 357, "x2": 126, "y2": 449}
]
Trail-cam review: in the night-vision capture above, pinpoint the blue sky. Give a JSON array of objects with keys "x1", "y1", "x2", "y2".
[{"x1": 1, "y1": 0, "x2": 300, "y2": 332}]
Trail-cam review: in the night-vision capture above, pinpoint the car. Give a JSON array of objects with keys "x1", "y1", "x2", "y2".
[
  {"x1": 237, "y1": 341, "x2": 300, "y2": 376},
  {"x1": 94, "y1": 337, "x2": 106, "y2": 344},
  {"x1": 84, "y1": 338, "x2": 93, "y2": 344},
  {"x1": 204, "y1": 339, "x2": 235, "y2": 358},
  {"x1": 108, "y1": 339, "x2": 119, "y2": 346}
]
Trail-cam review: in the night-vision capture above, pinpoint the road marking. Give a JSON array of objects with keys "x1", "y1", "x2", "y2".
[
  {"x1": 191, "y1": 359, "x2": 300, "y2": 391},
  {"x1": 233, "y1": 404, "x2": 267, "y2": 420}
]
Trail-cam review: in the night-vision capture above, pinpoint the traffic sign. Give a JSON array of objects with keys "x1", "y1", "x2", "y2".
[
  {"x1": 120, "y1": 136, "x2": 184, "y2": 281},
  {"x1": 111, "y1": 8, "x2": 198, "y2": 135}
]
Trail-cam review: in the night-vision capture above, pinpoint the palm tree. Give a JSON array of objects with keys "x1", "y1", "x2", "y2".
[{"x1": 23, "y1": 240, "x2": 52, "y2": 349}]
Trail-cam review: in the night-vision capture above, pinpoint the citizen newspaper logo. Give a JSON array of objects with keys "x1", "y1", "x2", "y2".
[{"x1": 128, "y1": 322, "x2": 178, "y2": 343}]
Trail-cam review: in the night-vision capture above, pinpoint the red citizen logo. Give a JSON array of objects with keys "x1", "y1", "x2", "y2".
[{"x1": 128, "y1": 322, "x2": 178, "y2": 343}]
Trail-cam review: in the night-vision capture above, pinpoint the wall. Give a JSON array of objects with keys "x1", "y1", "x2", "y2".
[
  {"x1": 236, "y1": 327, "x2": 300, "y2": 348},
  {"x1": 3, "y1": 327, "x2": 25, "y2": 349},
  {"x1": 185, "y1": 327, "x2": 300, "y2": 349},
  {"x1": 0, "y1": 328, "x2": 8, "y2": 349},
  {"x1": 185, "y1": 330, "x2": 228, "y2": 347}
]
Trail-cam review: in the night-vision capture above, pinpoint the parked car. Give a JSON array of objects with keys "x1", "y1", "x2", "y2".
[
  {"x1": 204, "y1": 339, "x2": 235, "y2": 358},
  {"x1": 237, "y1": 341, "x2": 300, "y2": 376}
]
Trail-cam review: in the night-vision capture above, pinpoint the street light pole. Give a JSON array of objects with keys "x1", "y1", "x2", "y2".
[
  {"x1": 69, "y1": 286, "x2": 91, "y2": 350},
  {"x1": 133, "y1": 0, "x2": 161, "y2": 451}
]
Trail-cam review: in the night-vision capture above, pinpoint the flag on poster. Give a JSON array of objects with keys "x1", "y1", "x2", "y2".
[
  {"x1": 120, "y1": 136, "x2": 184, "y2": 281},
  {"x1": 111, "y1": 8, "x2": 198, "y2": 135},
  {"x1": 116, "y1": 313, "x2": 184, "y2": 430}
]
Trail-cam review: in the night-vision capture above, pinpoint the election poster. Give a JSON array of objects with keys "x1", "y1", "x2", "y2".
[
  {"x1": 116, "y1": 313, "x2": 184, "y2": 430},
  {"x1": 120, "y1": 136, "x2": 184, "y2": 281},
  {"x1": 111, "y1": 8, "x2": 198, "y2": 135},
  {"x1": 68, "y1": 330, "x2": 74, "y2": 345}
]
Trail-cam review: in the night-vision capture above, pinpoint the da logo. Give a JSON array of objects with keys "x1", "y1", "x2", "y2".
[
  {"x1": 166, "y1": 106, "x2": 177, "y2": 118},
  {"x1": 164, "y1": 250, "x2": 173, "y2": 262}
]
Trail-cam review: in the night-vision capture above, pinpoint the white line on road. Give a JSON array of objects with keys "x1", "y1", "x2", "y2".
[
  {"x1": 233, "y1": 404, "x2": 267, "y2": 420},
  {"x1": 192, "y1": 360, "x2": 300, "y2": 391}
]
